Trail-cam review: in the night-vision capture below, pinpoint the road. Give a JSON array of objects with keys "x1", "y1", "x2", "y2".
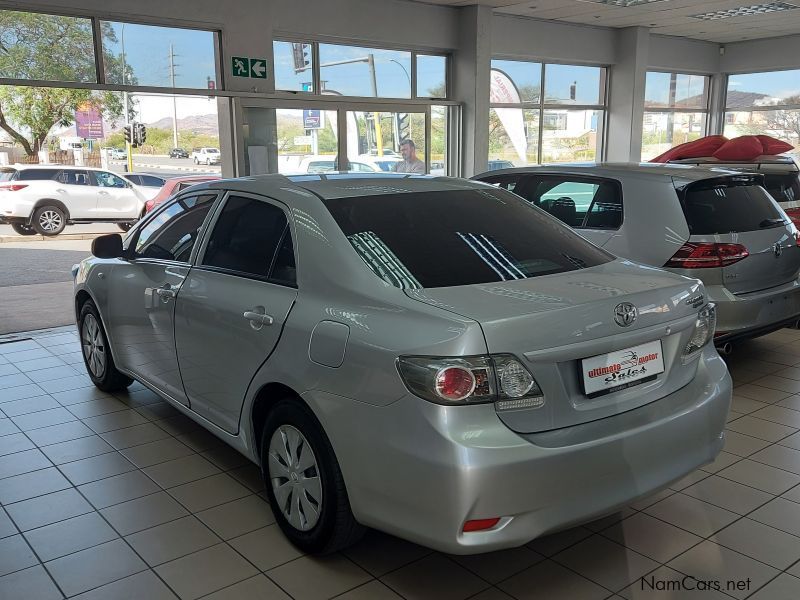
[
  {"x1": 0, "y1": 239, "x2": 93, "y2": 335},
  {"x1": 107, "y1": 154, "x2": 220, "y2": 176}
]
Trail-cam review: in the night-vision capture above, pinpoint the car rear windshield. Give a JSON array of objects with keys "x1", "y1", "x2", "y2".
[
  {"x1": 681, "y1": 178, "x2": 787, "y2": 235},
  {"x1": 0, "y1": 169, "x2": 17, "y2": 182},
  {"x1": 323, "y1": 188, "x2": 613, "y2": 289}
]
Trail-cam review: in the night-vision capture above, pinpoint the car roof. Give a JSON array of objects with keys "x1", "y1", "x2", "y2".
[
  {"x1": 192, "y1": 172, "x2": 485, "y2": 200},
  {"x1": 167, "y1": 175, "x2": 220, "y2": 183},
  {"x1": 670, "y1": 155, "x2": 797, "y2": 165},
  {"x1": 475, "y1": 162, "x2": 747, "y2": 183},
  {"x1": 10, "y1": 164, "x2": 111, "y2": 172}
]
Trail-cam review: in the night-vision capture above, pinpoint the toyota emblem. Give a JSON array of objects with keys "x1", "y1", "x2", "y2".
[
  {"x1": 774, "y1": 243, "x2": 783, "y2": 258},
  {"x1": 614, "y1": 302, "x2": 638, "y2": 327}
]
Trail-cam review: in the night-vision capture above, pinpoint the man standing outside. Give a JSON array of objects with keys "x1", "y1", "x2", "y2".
[{"x1": 393, "y1": 139, "x2": 426, "y2": 174}]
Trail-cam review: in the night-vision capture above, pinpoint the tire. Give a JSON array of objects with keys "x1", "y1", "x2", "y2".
[
  {"x1": 32, "y1": 205, "x2": 66, "y2": 236},
  {"x1": 118, "y1": 222, "x2": 134, "y2": 232},
  {"x1": 194, "y1": 157, "x2": 199, "y2": 164},
  {"x1": 10, "y1": 223, "x2": 36, "y2": 236},
  {"x1": 261, "y1": 399, "x2": 364, "y2": 554},
  {"x1": 78, "y1": 300, "x2": 133, "y2": 392}
]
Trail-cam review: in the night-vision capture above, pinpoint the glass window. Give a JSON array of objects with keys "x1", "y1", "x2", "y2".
[
  {"x1": 541, "y1": 109, "x2": 602, "y2": 163},
  {"x1": 17, "y1": 169, "x2": 60, "y2": 181},
  {"x1": 642, "y1": 112, "x2": 708, "y2": 161},
  {"x1": 60, "y1": 170, "x2": 90, "y2": 185},
  {"x1": 645, "y1": 72, "x2": 708, "y2": 109},
  {"x1": 544, "y1": 64, "x2": 602, "y2": 105},
  {"x1": 271, "y1": 229, "x2": 297, "y2": 285},
  {"x1": 347, "y1": 110, "x2": 425, "y2": 172},
  {"x1": 202, "y1": 195, "x2": 292, "y2": 281},
  {"x1": 512, "y1": 176, "x2": 622, "y2": 229},
  {"x1": 490, "y1": 60, "x2": 540, "y2": 104},
  {"x1": 102, "y1": 21, "x2": 217, "y2": 89},
  {"x1": 0, "y1": 169, "x2": 16, "y2": 181},
  {"x1": 274, "y1": 41, "x2": 313, "y2": 92},
  {"x1": 489, "y1": 108, "x2": 539, "y2": 167},
  {"x1": 139, "y1": 175, "x2": 165, "y2": 187},
  {"x1": 0, "y1": 10, "x2": 96, "y2": 82},
  {"x1": 134, "y1": 194, "x2": 215, "y2": 261},
  {"x1": 431, "y1": 106, "x2": 448, "y2": 175},
  {"x1": 726, "y1": 70, "x2": 800, "y2": 108},
  {"x1": 323, "y1": 189, "x2": 612, "y2": 289},
  {"x1": 416, "y1": 54, "x2": 446, "y2": 98},
  {"x1": 723, "y1": 108, "x2": 800, "y2": 162},
  {"x1": 93, "y1": 171, "x2": 128, "y2": 188},
  {"x1": 319, "y1": 44, "x2": 411, "y2": 98},
  {"x1": 682, "y1": 181, "x2": 784, "y2": 235}
]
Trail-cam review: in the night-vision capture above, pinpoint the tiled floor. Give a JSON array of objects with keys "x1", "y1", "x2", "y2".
[{"x1": 1, "y1": 326, "x2": 800, "y2": 599}]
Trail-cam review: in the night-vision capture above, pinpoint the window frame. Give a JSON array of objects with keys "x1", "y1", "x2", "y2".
[
  {"x1": 488, "y1": 59, "x2": 609, "y2": 165},
  {"x1": 193, "y1": 190, "x2": 298, "y2": 289}
]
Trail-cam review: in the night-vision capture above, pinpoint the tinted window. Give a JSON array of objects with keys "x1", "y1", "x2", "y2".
[
  {"x1": 0, "y1": 169, "x2": 16, "y2": 181},
  {"x1": 512, "y1": 176, "x2": 622, "y2": 229},
  {"x1": 60, "y1": 170, "x2": 90, "y2": 185},
  {"x1": 324, "y1": 189, "x2": 612, "y2": 289},
  {"x1": 202, "y1": 195, "x2": 293, "y2": 282},
  {"x1": 763, "y1": 173, "x2": 800, "y2": 207},
  {"x1": 134, "y1": 194, "x2": 216, "y2": 261},
  {"x1": 94, "y1": 171, "x2": 127, "y2": 188},
  {"x1": 682, "y1": 181, "x2": 785, "y2": 235},
  {"x1": 139, "y1": 176, "x2": 165, "y2": 187},
  {"x1": 124, "y1": 175, "x2": 141, "y2": 185},
  {"x1": 18, "y1": 169, "x2": 60, "y2": 181}
]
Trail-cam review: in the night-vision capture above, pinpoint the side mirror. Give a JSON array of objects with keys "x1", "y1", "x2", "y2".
[{"x1": 91, "y1": 233, "x2": 124, "y2": 259}]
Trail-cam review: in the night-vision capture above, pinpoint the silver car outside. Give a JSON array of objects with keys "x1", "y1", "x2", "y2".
[
  {"x1": 474, "y1": 163, "x2": 800, "y2": 345},
  {"x1": 73, "y1": 174, "x2": 730, "y2": 554}
]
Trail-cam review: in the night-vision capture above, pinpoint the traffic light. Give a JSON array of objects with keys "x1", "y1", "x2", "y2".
[
  {"x1": 133, "y1": 123, "x2": 147, "y2": 147},
  {"x1": 123, "y1": 124, "x2": 133, "y2": 145},
  {"x1": 292, "y1": 43, "x2": 311, "y2": 74}
]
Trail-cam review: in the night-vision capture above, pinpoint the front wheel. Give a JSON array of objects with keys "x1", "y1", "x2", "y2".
[
  {"x1": 194, "y1": 157, "x2": 199, "y2": 164},
  {"x1": 118, "y1": 222, "x2": 135, "y2": 232},
  {"x1": 261, "y1": 400, "x2": 363, "y2": 554},
  {"x1": 11, "y1": 223, "x2": 36, "y2": 236},
  {"x1": 79, "y1": 300, "x2": 133, "y2": 392},
  {"x1": 32, "y1": 205, "x2": 66, "y2": 236}
]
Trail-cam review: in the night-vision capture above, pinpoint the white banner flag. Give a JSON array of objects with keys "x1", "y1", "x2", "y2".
[{"x1": 490, "y1": 69, "x2": 527, "y2": 163}]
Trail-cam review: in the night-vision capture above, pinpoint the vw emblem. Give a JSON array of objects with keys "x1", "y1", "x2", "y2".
[
  {"x1": 774, "y1": 243, "x2": 783, "y2": 258},
  {"x1": 614, "y1": 302, "x2": 638, "y2": 327}
]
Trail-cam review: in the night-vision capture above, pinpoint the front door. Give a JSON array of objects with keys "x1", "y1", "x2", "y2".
[
  {"x1": 105, "y1": 193, "x2": 218, "y2": 404},
  {"x1": 92, "y1": 170, "x2": 141, "y2": 218},
  {"x1": 174, "y1": 192, "x2": 298, "y2": 433}
]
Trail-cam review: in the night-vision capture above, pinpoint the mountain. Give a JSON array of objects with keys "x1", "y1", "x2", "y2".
[{"x1": 55, "y1": 113, "x2": 218, "y2": 137}]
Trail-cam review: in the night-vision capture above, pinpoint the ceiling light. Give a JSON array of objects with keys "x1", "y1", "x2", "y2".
[
  {"x1": 691, "y1": 2, "x2": 799, "y2": 20},
  {"x1": 577, "y1": 0, "x2": 672, "y2": 7}
]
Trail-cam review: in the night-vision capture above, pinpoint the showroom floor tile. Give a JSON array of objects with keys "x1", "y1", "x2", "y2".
[{"x1": 2, "y1": 326, "x2": 800, "y2": 598}]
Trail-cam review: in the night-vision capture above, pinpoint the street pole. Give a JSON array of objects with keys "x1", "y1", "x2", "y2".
[
  {"x1": 121, "y1": 23, "x2": 133, "y2": 173},
  {"x1": 169, "y1": 43, "x2": 179, "y2": 148},
  {"x1": 368, "y1": 54, "x2": 383, "y2": 157}
]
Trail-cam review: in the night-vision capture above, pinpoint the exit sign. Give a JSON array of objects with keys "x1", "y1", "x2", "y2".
[{"x1": 232, "y1": 56, "x2": 267, "y2": 79}]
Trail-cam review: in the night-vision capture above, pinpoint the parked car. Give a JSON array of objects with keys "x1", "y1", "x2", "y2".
[
  {"x1": 670, "y1": 155, "x2": 800, "y2": 227},
  {"x1": 296, "y1": 155, "x2": 381, "y2": 174},
  {"x1": 121, "y1": 173, "x2": 166, "y2": 201},
  {"x1": 488, "y1": 159, "x2": 515, "y2": 171},
  {"x1": 0, "y1": 165, "x2": 147, "y2": 235},
  {"x1": 474, "y1": 163, "x2": 800, "y2": 347},
  {"x1": 108, "y1": 148, "x2": 126, "y2": 160},
  {"x1": 144, "y1": 175, "x2": 220, "y2": 213},
  {"x1": 191, "y1": 147, "x2": 221, "y2": 165},
  {"x1": 169, "y1": 147, "x2": 189, "y2": 159},
  {"x1": 356, "y1": 155, "x2": 402, "y2": 172},
  {"x1": 74, "y1": 173, "x2": 730, "y2": 555}
]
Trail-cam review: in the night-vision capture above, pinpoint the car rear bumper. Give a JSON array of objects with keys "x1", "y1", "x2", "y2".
[
  {"x1": 706, "y1": 280, "x2": 800, "y2": 342},
  {"x1": 307, "y1": 345, "x2": 731, "y2": 554}
]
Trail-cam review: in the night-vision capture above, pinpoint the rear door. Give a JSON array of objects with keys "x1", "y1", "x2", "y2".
[
  {"x1": 680, "y1": 177, "x2": 800, "y2": 294},
  {"x1": 174, "y1": 192, "x2": 298, "y2": 433}
]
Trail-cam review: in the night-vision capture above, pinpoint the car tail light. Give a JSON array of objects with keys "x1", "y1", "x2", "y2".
[
  {"x1": 145, "y1": 200, "x2": 155, "y2": 212},
  {"x1": 0, "y1": 183, "x2": 28, "y2": 191},
  {"x1": 463, "y1": 518, "x2": 501, "y2": 532},
  {"x1": 397, "y1": 354, "x2": 543, "y2": 408},
  {"x1": 683, "y1": 304, "x2": 716, "y2": 360},
  {"x1": 664, "y1": 243, "x2": 749, "y2": 269}
]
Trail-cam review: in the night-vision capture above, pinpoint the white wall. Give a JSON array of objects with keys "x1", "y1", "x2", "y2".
[
  {"x1": 648, "y1": 35, "x2": 719, "y2": 74},
  {"x1": 721, "y1": 35, "x2": 800, "y2": 73}
]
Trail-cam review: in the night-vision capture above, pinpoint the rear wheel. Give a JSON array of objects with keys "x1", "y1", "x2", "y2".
[
  {"x1": 32, "y1": 205, "x2": 66, "y2": 236},
  {"x1": 79, "y1": 300, "x2": 133, "y2": 392},
  {"x1": 261, "y1": 399, "x2": 363, "y2": 554},
  {"x1": 11, "y1": 223, "x2": 36, "y2": 236}
]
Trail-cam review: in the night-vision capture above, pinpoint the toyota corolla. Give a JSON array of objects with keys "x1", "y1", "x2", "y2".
[{"x1": 73, "y1": 173, "x2": 731, "y2": 555}]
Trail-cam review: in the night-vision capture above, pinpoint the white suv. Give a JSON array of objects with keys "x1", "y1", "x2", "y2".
[
  {"x1": 191, "y1": 147, "x2": 221, "y2": 165},
  {"x1": 0, "y1": 165, "x2": 147, "y2": 236}
]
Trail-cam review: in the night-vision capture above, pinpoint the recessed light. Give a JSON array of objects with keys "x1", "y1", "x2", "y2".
[
  {"x1": 691, "y1": 2, "x2": 799, "y2": 20},
  {"x1": 576, "y1": 0, "x2": 671, "y2": 6}
]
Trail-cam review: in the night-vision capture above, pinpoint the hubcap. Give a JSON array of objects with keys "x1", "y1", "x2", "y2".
[
  {"x1": 268, "y1": 425, "x2": 322, "y2": 531},
  {"x1": 81, "y1": 314, "x2": 106, "y2": 378},
  {"x1": 39, "y1": 210, "x2": 62, "y2": 232}
]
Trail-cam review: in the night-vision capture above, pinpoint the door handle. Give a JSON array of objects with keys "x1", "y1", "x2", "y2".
[
  {"x1": 56, "y1": 188, "x2": 66, "y2": 193},
  {"x1": 98, "y1": 191, "x2": 110, "y2": 195},
  {"x1": 243, "y1": 309, "x2": 274, "y2": 330},
  {"x1": 155, "y1": 285, "x2": 176, "y2": 302}
]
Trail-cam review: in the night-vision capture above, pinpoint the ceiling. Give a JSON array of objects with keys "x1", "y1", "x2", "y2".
[{"x1": 411, "y1": 0, "x2": 800, "y2": 43}]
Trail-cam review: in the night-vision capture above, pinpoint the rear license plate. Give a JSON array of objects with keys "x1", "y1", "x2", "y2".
[{"x1": 581, "y1": 340, "x2": 665, "y2": 398}]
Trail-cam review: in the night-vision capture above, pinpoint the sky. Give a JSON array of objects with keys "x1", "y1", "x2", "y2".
[
  {"x1": 133, "y1": 94, "x2": 218, "y2": 122},
  {"x1": 727, "y1": 69, "x2": 800, "y2": 102},
  {"x1": 490, "y1": 60, "x2": 602, "y2": 105}
]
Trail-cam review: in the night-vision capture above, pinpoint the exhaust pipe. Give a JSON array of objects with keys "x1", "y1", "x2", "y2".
[{"x1": 716, "y1": 342, "x2": 733, "y2": 356}]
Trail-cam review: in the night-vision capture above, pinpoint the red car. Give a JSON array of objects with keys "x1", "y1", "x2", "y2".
[{"x1": 144, "y1": 175, "x2": 220, "y2": 213}]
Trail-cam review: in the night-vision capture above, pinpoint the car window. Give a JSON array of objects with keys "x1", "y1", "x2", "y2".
[
  {"x1": 134, "y1": 194, "x2": 216, "y2": 262},
  {"x1": 512, "y1": 176, "x2": 622, "y2": 229},
  {"x1": 140, "y1": 176, "x2": 165, "y2": 187},
  {"x1": 60, "y1": 170, "x2": 90, "y2": 186},
  {"x1": 681, "y1": 179, "x2": 786, "y2": 235},
  {"x1": 17, "y1": 169, "x2": 60, "y2": 181},
  {"x1": 201, "y1": 195, "x2": 294, "y2": 283},
  {"x1": 324, "y1": 188, "x2": 612, "y2": 289},
  {"x1": 480, "y1": 175, "x2": 520, "y2": 193},
  {"x1": 124, "y1": 175, "x2": 141, "y2": 185},
  {"x1": 94, "y1": 171, "x2": 128, "y2": 188},
  {"x1": 763, "y1": 173, "x2": 800, "y2": 207},
  {"x1": 0, "y1": 169, "x2": 16, "y2": 181}
]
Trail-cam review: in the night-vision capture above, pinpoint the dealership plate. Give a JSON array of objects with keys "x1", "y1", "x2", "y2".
[{"x1": 581, "y1": 340, "x2": 665, "y2": 398}]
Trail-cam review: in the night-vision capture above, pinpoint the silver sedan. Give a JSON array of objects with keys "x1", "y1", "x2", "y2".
[{"x1": 73, "y1": 174, "x2": 731, "y2": 554}]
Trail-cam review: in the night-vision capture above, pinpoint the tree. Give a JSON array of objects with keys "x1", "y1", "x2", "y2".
[{"x1": 0, "y1": 11, "x2": 130, "y2": 156}]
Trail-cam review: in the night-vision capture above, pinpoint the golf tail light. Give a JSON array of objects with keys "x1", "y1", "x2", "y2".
[
  {"x1": 0, "y1": 183, "x2": 28, "y2": 191},
  {"x1": 397, "y1": 354, "x2": 542, "y2": 406},
  {"x1": 463, "y1": 518, "x2": 500, "y2": 532},
  {"x1": 665, "y1": 243, "x2": 748, "y2": 269},
  {"x1": 683, "y1": 303, "x2": 716, "y2": 359}
]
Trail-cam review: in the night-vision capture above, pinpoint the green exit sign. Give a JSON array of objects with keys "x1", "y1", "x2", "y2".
[{"x1": 232, "y1": 56, "x2": 267, "y2": 79}]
